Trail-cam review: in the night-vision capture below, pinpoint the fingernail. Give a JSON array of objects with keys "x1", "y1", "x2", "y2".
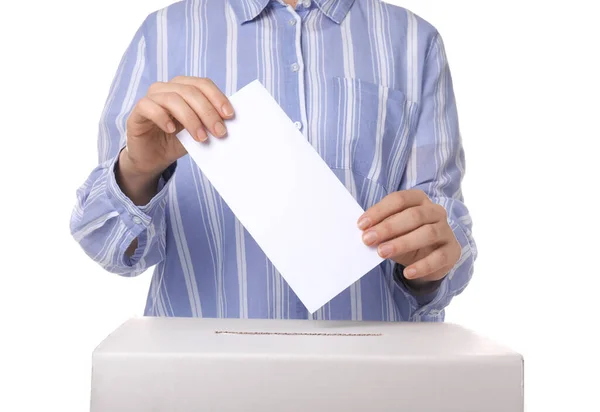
[
  {"x1": 214, "y1": 122, "x2": 227, "y2": 137},
  {"x1": 196, "y1": 128, "x2": 207, "y2": 141},
  {"x1": 404, "y1": 268, "x2": 417, "y2": 278},
  {"x1": 167, "y1": 122, "x2": 176, "y2": 133},
  {"x1": 222, "y1": 104, "x2": 234, "y2": 117},
  {"x1": 378, "y1": 244, "x2": 394, "y2": 258},
  {"x1": 357, "y1": 217, "x2": 371, "y2": 230},
  {"x1": 362, "y1": 230, "x2": 377, "y2": 246}
]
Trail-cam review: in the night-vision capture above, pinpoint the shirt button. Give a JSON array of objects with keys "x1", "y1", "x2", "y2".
[
  {"x1": 294, "y1": 121, "x2": 302, "y2": 130},
  {"x1": 289, "y1": 19, "x2": 296, "y2": 26},
  {"x1": 132, "y1": 216, "x2": 142, "y2": 225},
  {"x1": 302, "y1": 0, "x2": 311, "y2": 7},
  {"x1": 291, "y1": 63, "x2": 300, "y2": 72}
]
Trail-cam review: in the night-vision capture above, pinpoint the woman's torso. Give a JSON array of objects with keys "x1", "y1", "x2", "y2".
[{"x1": 143, "y1": 0, "x2": 428, "y2": 321}]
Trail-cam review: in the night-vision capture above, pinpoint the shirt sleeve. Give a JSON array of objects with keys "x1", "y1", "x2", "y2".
[
  {"x1": 393, "y1": 32, "x2": 478, "y2": 321},
  {"x1": 70, "y1": 16, "x2": 173, "y2": 276}
]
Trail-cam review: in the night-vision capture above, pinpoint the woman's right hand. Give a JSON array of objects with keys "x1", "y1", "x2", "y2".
[
  {"x1": 117, "y1": 76, "x2": 233, "y2": 205},
  {"x1": 122, "y1": 76, "x2": 234, "y2": 177}
]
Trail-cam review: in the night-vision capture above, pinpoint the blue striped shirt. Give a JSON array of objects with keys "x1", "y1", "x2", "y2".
[{"x1": 71, "y1": 0, "x2": 476, "y2": 321}]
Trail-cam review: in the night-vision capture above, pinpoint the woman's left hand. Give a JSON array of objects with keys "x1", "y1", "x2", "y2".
[{"x1": 358, "y1": 189, "x2": 461, "y2": 287}]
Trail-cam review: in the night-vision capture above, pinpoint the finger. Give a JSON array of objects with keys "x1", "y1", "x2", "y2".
[
  {"x1": 361, "y1": 204, "x2": 439, "y2": 246},
  {"x1": 149, "y1": 92, "x2": 207, "y2": 142},
  {"x1": 150, "y1": 82, "x2": 226, "y2": 138},
  {"x1": 170, "y1": 76, "x2": 234, "y2": 119},
  {"x1": 187, "y1": 90, "x2": 228, "y2": 138},
  {"x1": 358, "y1": 190, "x2": 429, "y2": 230},
  {"x1": 376, "y1": 222, "x2": 446, "y2": 259},
  {"x1": 131, "y1": 96, "x2": 177, "y2": 135},
  {"x1": 403, "y1": 244, "x2": 459, "y2": 280}
]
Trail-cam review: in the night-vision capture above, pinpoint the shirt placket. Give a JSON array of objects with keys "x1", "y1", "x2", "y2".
[
  {"x1": 281, "y1": 0, "x2": 310, "y2": 138},
  {"x1": 275, "y1": 0, "x2": 313, "y2": 318}
]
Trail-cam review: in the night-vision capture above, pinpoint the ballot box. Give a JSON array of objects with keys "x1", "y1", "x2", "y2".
[{"x1": 90, "y1": 317, "x2": 523, "y2": 412}]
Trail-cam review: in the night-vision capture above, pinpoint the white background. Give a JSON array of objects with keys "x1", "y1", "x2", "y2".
[{"x1": 1, "y1": 0, "x2": 598, "y2": 411}]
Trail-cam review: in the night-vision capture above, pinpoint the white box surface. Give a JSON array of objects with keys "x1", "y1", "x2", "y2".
[{"x1": 91, "y1": 318, "x2": 523, "y2": 412}]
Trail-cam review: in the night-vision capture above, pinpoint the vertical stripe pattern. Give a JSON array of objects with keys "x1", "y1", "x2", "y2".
[{"x1": 71, "y1": 0, "x2": 476, "y2": 323}]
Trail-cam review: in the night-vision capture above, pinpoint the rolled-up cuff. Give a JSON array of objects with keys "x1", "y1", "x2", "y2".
[{"x1": 105, "y1": 150, "x2": 176, "y2": 231}]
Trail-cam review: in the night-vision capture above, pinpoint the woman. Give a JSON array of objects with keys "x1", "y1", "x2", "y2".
[{"x1": 70, "y1": 0, "x2": 476, "y2": 322}]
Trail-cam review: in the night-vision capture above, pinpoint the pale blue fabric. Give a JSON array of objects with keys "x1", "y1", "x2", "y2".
[{"x1": 71, "y1": 0, "x2": 477, "y2": 321}]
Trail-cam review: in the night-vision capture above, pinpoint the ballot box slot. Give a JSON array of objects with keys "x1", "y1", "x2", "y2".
[{"x1": 214, "y1": 330, "x2": 382, "y2": 337}]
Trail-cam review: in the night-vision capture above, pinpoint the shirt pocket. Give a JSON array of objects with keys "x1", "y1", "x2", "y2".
[{"x1": 318, "y1": 77, "x2": 419, "y2": 206}]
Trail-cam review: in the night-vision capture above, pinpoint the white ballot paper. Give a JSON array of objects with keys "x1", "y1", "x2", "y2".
[{"x1": 177, "y1": 80, "x2": 384, "y2": 313}]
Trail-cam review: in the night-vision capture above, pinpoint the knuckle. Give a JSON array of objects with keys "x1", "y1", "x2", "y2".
[
  {"x1": 410, "y1": 208, "x2": 423, "y2": 223},
  {"x1": 202, "y1": 105, "x2": 219, "y2": 119},
  {"x1": 422, "y1": 260, "x2": 433, "y2": 274},
  {"x1": 181, "y1": 84, "x2": 198, "y2": 96},
  {"x1": 164, "y1": 91, "x2": 180, "y2": 105},
  {"x1": 186, "y1": 111, "x2": 202, "y2": 126},
  {"x1": 381, "y1": 220, "x2": 393, "y2": 236},
  {"x1": 145, "y1": 104, "x2": 161, "y2": 118},
  {"x1": 426, "y1": 225, "x2": 438, "y2": 242},
  {"x1": 366, "y1": 208, "x2": 380, "y2": 223},
  {"x1": 148, "y1": 81, "x2": 164, "y2": 94},
  {"x1": 136, "y1": 98, "x2": 157, "y2": 117},
  {"x1": 435, "y1": 204, "x2": 448, "y2": 219},
  {"x1": 438, "y1": 249, "x2": 449, "y2": 266},
  {"x1": 200, "y1": 77, "x2": 215, "y2": 86},
  {"x1": 391, "y1": 192, "x2": 404, "y2": 208},
  {"x1": 137, "y1": 96, "x2": 151, "y2": 109},
  {"x1": 371, "y1": 203, "x2": 383, "y2": 215},
  {"x1": 197, "y1": 77, "x2": 215, "y2": 89},
  {"x1": 170, "y1": 75, "x2": 186, "y2": 83}
]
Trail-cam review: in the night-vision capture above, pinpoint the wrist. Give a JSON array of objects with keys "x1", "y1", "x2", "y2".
[
  {"x1": 119, "y1": 148, "x2": 165, "y2": 179},
  {"x1": 116, "y1": 149, "x2": 163, "y2": 206}
]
